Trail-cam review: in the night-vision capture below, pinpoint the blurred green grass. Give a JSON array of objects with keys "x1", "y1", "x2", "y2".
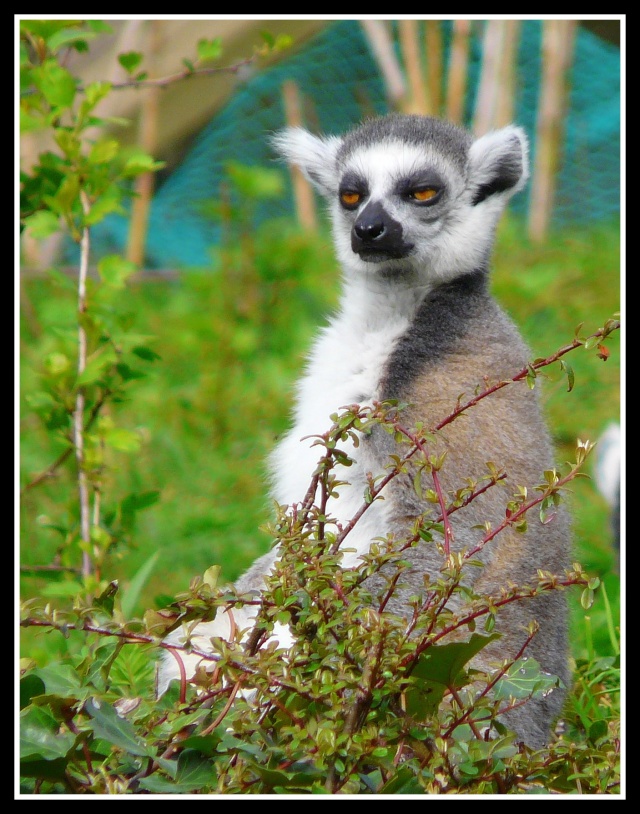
[{"x1": 20, "y1": 215, "x2": 620, "y2": 665}]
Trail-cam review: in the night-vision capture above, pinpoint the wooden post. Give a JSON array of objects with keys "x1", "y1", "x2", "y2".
[
  {"x1": 282, "y1": 80, "x2": 317, "y2": 230},
  {"x1": 425, "y1": 21, "x2": 443, "y2": 116},
  {"x1": 126, "y1": 20, "x2": 161, "y2": 266},
  {"x1": 398, "y1": 20, "x2": 430, "y2": 114},
  {"x1": 446, "y1": 19, "x2": 472, "y2": 125},
  {"x1": 360, "y1": 20, "x2": 407, "y2": 110},
  {"x1": 528, "y1": 19, "x2": 577, "y2": 242}
]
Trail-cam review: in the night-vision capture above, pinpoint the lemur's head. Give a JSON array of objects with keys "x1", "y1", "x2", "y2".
[{"x1": 272, "y1": 114, "x2": 528, "y2": 284}]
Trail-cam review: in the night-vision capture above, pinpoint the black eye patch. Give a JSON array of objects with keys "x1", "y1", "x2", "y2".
[
  {"x1": 339, "y1": 170, "x2": 369, "y2": 197},
  {"x1": 394, "y1": 170, "x2": 445, "y2": 199}
]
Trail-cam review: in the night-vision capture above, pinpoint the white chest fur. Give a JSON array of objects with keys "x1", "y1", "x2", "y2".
[{"x1": 270, "y1": 278, "x2": 427, "y2": 567}]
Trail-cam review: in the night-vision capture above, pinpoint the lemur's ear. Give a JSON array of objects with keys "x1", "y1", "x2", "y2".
[
  {"x1": 271, "y1": 127, "x2": 342, "y2": 196},
  {"x1": 468, "y1": 125, "x2": 529, "y2": 206}
]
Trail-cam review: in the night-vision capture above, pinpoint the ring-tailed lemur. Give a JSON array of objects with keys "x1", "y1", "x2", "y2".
[{"x1": 157, "y1": 114, "x2": 571, "y2": 749}]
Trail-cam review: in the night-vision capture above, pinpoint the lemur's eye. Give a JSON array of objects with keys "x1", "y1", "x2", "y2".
[
  {"x1": 410, "y1": 187, "x2": 441, "y2": 203},
  {"x1": 340, "y1": 190, "x2": 362, "y2": 208}
]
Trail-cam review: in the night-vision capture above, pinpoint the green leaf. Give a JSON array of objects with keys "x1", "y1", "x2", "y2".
[
  {"x1": 581, "y1": 587, "x2": 595, "y2": 609},
  {"x1": 88, "y1": 139, "x2": 120, "y2": 165},
  {"x1": 41, "y1": 581, "x2": 85, "y2": 598},
  {"x1": 31, "y1": 59, "x2": 77, "y2": 108},
  {"x1": 202, "y1": 565, "x2": 221, "y2": 591},
  {"x1": 21, "y1": 20, "x2": 82, "y2": 40},
  {"x1": 175, "y1": 749, "x2": 215, "y2": 788},
  {"x1": 118, "y1": 51, "x2": 143, "y2": 75},
  {"x1": 493, "y1": 657, "x2": 562, "y2": 701},
  {"x1": 274, "y1": 34, "x2": 294, "y2": 51},
  {"x1": 560, "y1": 360, "x2": 575, "y2": 392},
  {"x1": 22, "y1": 210, "x2": 60, "y2": 239},
  {"x1": 378, "y1": 765, "x2": 424, "y2": 794},
  {"x1": 19, "y1": 757, "x2": 68, "y2": 781},
  {"x1": 197, "y1": 38, "x2": 223, "y2": 63},
  {"x1": 260, "y1": 30, "x2": 275, "y2": 47},
  {"x1": 132, "y1": 345, "x2": 161, "y2": 362},
  {"x1": 20, "y1": 675, "x2": 46, "y2": 709},
  {"x1": 122, "y1": 152, "x2": 165, "y2": 177},
  {"x1": 83, "y1": 80, "x2": 112, "y2": 109},
  {"x1": 404, "y1": 634, "x2": 500, "y2": 719},
  {"x1": 47, "y1": 28, "x2": 99, "y2": 54},
  {"x1": 94, "y1": 580, "x2": 119, "y2": 615},
  {"x1": 103, "y1": 427, "x2": 141, "y2": 453},
  {"x1": 76, "y1": 345, "x2": 118, "y2": 385},
  {"x1": 85, "y1": 697, "x2": 150, "y2": 757},
  {"x1": 84, "y1": 188, "x2": 125, "y2": 225},
  {"x1": 20, "y1": 706, "x2": 76, "y2": 760},
  {"x1": 33, "y1": 664, "x2": 83, "y2": 697},
  {"x1": 87, "y1": 21, "x2": 113, "y2": 34},
  {"x1": 98, "y1": 254, "x2": 137, "y2": 288}
]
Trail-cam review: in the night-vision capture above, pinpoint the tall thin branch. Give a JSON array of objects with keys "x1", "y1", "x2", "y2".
[{"x1": 75, "y1": 192, "x2": 92, "y2": 579}]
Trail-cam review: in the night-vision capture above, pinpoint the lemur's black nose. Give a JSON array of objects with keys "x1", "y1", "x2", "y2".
[
  {"x1": 354, "y1": 214, "x2": 385, "y2": 241},
  {"x1": 351, "y1": 201, "x2": 410, "y2": 260}
]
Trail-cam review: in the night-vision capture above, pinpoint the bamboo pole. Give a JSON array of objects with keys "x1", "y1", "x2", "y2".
[
  {"x1": 473, "y1": 20, "x2": 506, "y2": 135},
  {"x1": 126, "y1": 20, "x2": 161, "y2": 266},
  {"x1": 425, "y1": 20, "x2": 443, "y2": 116},
  {"x1": 360, "y1": 20, "x2": 407, "y2": 110},
  {"x1": 282, "y1": 79, "x2": 317, "y2": 230},
  {"x1": 398, "y1": 20, "x2": 430, "y2": 114},
  {"x1": 528, "y1": 20, "x2": 577, "y2": 242},
  {"x1": 446, "y1": 19, "x2": 472, "y2": 125},
  {"x1": 494, "y1": 20, "x2": 521, "y2": 128}
]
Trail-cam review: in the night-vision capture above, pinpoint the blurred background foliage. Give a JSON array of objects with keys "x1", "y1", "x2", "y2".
[{"x1": 20, "y1": 206, "x2": 620, "y2": 666}]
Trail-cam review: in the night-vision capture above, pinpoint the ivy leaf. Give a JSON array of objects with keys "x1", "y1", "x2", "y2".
[
  {"x1": 32, "y1": 664, "x2": 84, "y2": 698},
  {"x1": 175, "y1": 749, "x2": 215, "y2": 788},
  {"x1": 85, "y1": 697, "x2": 151, "y2": 757},
  {"x1": 404, "y1": 634, "x2": 500, "y2": 719},
  {"x1": 20, "y1": 706, "x2": 76, "y2": 760},
  {"x1": 20, "y1": 675, "x2": 46, "y2": 710}
]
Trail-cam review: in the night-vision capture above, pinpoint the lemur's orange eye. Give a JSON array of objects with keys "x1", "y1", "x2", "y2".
[
  {"x1": 411, "y1": 187, "x2": 439, "y2": 202},
  {"x1": 340, "y1": 191, "x2": 361, "y2": 207}
]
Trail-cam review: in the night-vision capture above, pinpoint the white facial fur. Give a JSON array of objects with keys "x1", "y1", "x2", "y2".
[{"x1": 273, "y1": 123, "x2": 528, "y2": 287}]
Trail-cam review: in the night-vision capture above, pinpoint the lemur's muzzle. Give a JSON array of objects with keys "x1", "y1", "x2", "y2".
[{"x1": 351, "y1": 201, "x2": 413, "y2": 261}]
